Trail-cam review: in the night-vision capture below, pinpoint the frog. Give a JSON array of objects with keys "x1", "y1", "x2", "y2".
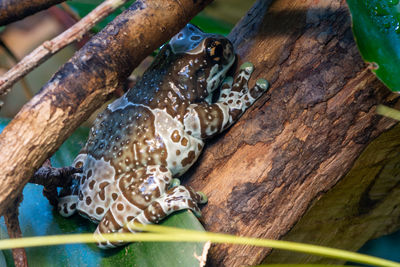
[{"x1": 57, "y1": 24, "x2": 269, "y2": 248}]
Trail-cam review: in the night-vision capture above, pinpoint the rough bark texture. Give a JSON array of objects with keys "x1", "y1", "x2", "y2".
[
  {"x1": 0, "y1": 0, "x2": 213, "y2": 216},
  {"x1": 184, "y1": 0, "x2": 400, "y2": 266},
  {"x1": 0, "y1": 0, "x2": 66, "y2": 26}
]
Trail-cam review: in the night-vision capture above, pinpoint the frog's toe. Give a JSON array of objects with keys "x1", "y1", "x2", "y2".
[
  {"x1": 240, "y1": 62, "x2": 254, "y2": 73},
  {"x1": 195, "y1": 191, "x2": 208, "y2": 204},
  {"x1": 256, "y1": 78, "x2": 269, "y2": 91},
  {"x1": 221, "y1": 76, "x2": 234, "y2": 89},
  {"x1": 169, "y1": 178, "x2": 181, "y2": 188}
]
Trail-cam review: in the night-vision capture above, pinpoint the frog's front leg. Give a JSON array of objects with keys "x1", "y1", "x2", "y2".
[{"x1": 184, "y1": 63, "x2": 269, "y2": 139}]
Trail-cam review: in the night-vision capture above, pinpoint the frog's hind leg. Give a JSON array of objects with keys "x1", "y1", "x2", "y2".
[
  {"x1": 127, "y1": 185, "x2": 207, "y2": 227},
  {"x1": 94, "y1": 165, "x2": 173, "y2": 248}
]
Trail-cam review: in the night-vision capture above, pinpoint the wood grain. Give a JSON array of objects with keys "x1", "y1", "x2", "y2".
[{"x1": 184, "y1": 0, "x2": 400, "y2": 265}]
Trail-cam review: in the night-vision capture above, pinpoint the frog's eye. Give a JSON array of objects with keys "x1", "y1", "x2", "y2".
[{"x1": 206, "y1": 40, "x2": 224, "y2": 62}]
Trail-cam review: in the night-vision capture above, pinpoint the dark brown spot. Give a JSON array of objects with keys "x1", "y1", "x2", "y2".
[
  {"x1": 127, "y1": 216, "x2": 134, "y2": 221},
  {"x1": 181, "y1": 137, "x2": 188, "y2": 146},
  {"x1": 96, "y1": 207, "x2": 104, "y2": 215},
  {"x1": 228, "y1": 99, "x2": 233, "y2": 104},
  {"x1": 173, "y1": 205, "x2": 179, "y2": 210},
  {"x1": 86, "y1": 196, "x2": 92, "y2": 205},
  {"x1": 181, "y1": 150, "x2": 196, "y2": 167},
  {"x1": 221, "y1": 94, "x2": 227, "y2": 98},
  {"x1": 244, "y1": 95, "x2": 249, "y2": 101},
  {"x1": 112, "y1": 193, "x2": 118, "y2": 201},
  {"x1": 117, "y1": 203, "x2": 124, "y2": 211},
  {"x1": 160, "y1": 166, "x2": 168, "y2": 172},
  {"x1": 81, "y1": 175, "x2": 87, "y2": 185},
  {"x1": 63, "y1": 203, "x2": 68, "y2": 214},
  {"x1": 70, "y1": 203, "x2": 76, "y2": 210},
  {"x1": 87, "y1": 169, "x2": 93, "y2": 178},
  {"x1": 89, "y1": 180, "x2": 96, "y2": 190},
  {"x1": 171, "y1": 130, "x2": 181, "y2": 142},
  {"x1": 99, "y1": 182, "x2": 110, "y2": 201},
  {"x1": 75, "y1": 161, "x2": 83, "y2": 168},
  {"x1": 79, "y1": 191, "x2": 83, "y2": 201},
  {"x1": 198, "y1": 144, "x2": 202, "y2": 150},
  {"x1": 176, "y1": 150, "x2": 181, "y2": 156}
]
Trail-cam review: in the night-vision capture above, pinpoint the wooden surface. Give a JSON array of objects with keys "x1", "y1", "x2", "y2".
[
  {"x1": 0, "y1": 0, "x2": 65, "y2": 26},
  {"x1": 0, "y1": 0, "x2": 213, "y2": 215},
  {"x1": 184, "y1": 0, "x2": 400, "y2": 265}
]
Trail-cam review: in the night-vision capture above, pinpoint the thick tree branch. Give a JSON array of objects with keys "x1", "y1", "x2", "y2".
[
  {"x1": 0, "y1": 0, "x2": 66, "y2": 26},
  {"x1": 0, "y1": 0, "x2": 130, "y2": 97},
  {"x1": 184, "y1": 0, "x2": 400, "y2": 266},
  {"x1": 0, "y1": 0, "x2": 213, "y2": 215}
]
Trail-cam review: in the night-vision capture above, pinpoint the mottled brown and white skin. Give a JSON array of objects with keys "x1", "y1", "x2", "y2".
[{"x1": 58, "y1": 24, "x2": 269, "y2": 248}]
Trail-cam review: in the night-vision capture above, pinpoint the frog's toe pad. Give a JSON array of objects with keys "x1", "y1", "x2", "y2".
[
  {"x1": 240, "y1": 62, "x2": 254, "y2": 73},
  {"x1": 196, "y1": 191, "x2": 208, "y2": 204},
  {"x1": 256, "y1": 78, "x2": 269, "y2": 91},
  {"x1": 169, "y1": 178, "x2": 181, "y2": 188}
]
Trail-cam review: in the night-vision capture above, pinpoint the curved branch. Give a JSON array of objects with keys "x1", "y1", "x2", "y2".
[
  {"x1": 0, "y1": 0, "x2": 130, "y2": 97},
  {"x1": 0, "y1": 0, "x2": 213, "y2": 215},
  {"x1": 0, "y1": 0, "x2": 66, "y2": 26}
]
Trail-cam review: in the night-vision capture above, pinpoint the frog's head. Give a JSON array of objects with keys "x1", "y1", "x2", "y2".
[{"x1": 151, "y1": 24, "x2": 235, "y2": 102}]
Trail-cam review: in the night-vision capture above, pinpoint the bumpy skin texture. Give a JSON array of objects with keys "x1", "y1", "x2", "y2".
[{"x1": 58, "y1": 24, "x2": 269, "y2": 248}]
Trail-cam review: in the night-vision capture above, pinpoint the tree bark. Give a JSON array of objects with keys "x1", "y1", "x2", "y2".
[
  {"x1": 184, "y1": 0, "x2": 400, "y2": 266},
  {"x1": 0, "y1": 0, "x2": 66, "y2": 26},
  {"x1": 0, "y1": 0, "x2": 212, "y2": 216}
]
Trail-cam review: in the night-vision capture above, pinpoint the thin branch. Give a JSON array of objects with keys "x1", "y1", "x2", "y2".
[
  {"x1": 0, "y1": 0, "x2": 129, "y2": 97},
  {"x1": 0, "y1": 39, "x2": 33, "y2": 99},
  {"x1": 0, "y1": 0, "x2": 66, "y2": 26}
]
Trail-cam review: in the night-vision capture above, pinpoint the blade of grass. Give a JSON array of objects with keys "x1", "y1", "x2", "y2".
[
  {"x1": 0, "y1": 225, "x2": 398, "y2": 267},
  {"x1": 377, "y1": 105, "x2": 400, "y2": 121}
]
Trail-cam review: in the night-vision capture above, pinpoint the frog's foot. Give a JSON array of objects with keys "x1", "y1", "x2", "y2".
[
  {"x1": 220, "y1": 62, "x2": 269, "y2": 113},
  {"x1": 94, "y1": 185, "x2": 207, "y2": 249},
  {"x1": 184, "y1": 62, "x2": 269, "y2": 139},
  {"x1": 57, "y1": 179, "x2": 79, "y2": 217}
]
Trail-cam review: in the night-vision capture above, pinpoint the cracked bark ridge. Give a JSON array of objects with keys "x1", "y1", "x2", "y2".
[
  {"x1": 0, "y1": 0, "x2": 65, "y2": 26},
  {"x1": 184, "y1": 0, "x2": 400, "y2": 266},
  {"x1": 0, "y1": 0, "x2": 213, "y2": 216}
]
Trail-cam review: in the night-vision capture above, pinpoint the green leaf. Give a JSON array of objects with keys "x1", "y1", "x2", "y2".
[
  {"x1": 0, "y1": 118, "x2": 206, "y2": 266},
  {"x1": 347, "y1": 0, "x2": 400, "y2": 91}
]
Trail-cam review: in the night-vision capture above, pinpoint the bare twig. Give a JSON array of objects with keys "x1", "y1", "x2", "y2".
[
  {"x1": 0, "y1": 0, "x2": 66, "y2": 26},
  {"x1": 0, "y1": 39, "x2": 33, "y2": 99},
  {"x1": 0, "y1": 0, "x2": 129, "y2": 97}
]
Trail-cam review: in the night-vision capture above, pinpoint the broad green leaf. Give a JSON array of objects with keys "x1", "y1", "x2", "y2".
[
  {"x1": 347, "y1": 0, "x2": 400, "y2": 91},
  {"x1": 0, "y1": 118, "x2": 206, "y2": 266}
]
